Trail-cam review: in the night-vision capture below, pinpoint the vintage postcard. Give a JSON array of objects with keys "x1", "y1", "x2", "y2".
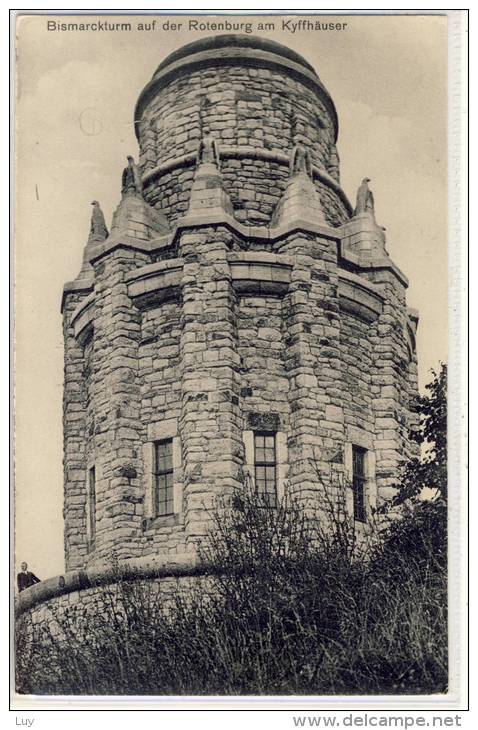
[{"x1": 12, "y1": 10, "x2": 467, "y2": 712}]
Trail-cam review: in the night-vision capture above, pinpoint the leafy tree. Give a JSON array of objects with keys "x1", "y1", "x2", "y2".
[{"x1": 394, "y1": 362, "x2": 447, "y2": 505}]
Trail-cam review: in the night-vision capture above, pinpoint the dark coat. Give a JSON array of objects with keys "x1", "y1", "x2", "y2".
[{"x1": 17, "y1": 571, "x2": 40, "y2": 592}]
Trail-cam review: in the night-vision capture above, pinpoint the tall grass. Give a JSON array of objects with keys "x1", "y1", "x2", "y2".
[{"x1": 16, "y1": 480, "x2": 447, "y2": 695}]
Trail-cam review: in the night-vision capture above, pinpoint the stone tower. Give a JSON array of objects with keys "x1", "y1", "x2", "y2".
[{"x1": 61, "y1": 35, "x2": 419, "y2": 571}]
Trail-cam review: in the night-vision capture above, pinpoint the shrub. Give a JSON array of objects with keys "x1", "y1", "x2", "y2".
[{"x1": 16, "y1": 477, "x2": 447, "y2": 696}]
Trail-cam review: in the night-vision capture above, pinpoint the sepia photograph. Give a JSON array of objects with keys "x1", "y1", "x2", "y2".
[{"x1": 12, "y1": 10, "x2": 465, "y2": 708}]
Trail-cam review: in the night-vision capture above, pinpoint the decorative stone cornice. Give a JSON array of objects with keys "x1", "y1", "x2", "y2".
[
  {"x1": 87, "y1": 232, "x2": 171, "y2": 264},
  {"x1": 338, "y1": 240, "x2": 409, "y2": 288},
  {"x1": 121, "y1": 252, "x2": 386, "y2": 324},
  {"x1": 407, "y1": 307, "x2": 419, "y2": 327},
  {"x1": 127, "y1": 258, "x2": 183, "y2": 309},
  {"x1": 176, "y1": 211, "x2": 340, "y2": 244},
  {"x1": 70, "y1": 291, "x2": 95, "y2": 342},
  {"x1": 338, "y1": 270, "x2": 384, "y2": 323},
  {"x1": 61, "y1": 278, "x2": 94, "y2": 314},
  {"x1": 228, "y1": 251, "x2": 293, "y2": 296},
  {"x1": 62, "y1": 212, "x2": 410, "y2": 312},
  {"x1": 125, "y1": 252, "x2": 296, "y2": 309}
]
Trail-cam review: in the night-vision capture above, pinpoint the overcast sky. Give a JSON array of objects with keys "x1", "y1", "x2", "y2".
[{"x1": 15, "y1": 13, "x2": 448, "y2": 579}]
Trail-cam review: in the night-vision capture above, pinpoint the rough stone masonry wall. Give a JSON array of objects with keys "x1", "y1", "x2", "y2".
[
  {"x1": 276, "y1": 231, "x2": 345, "y2": 508},
  {"x1": 140, "y1": 66, "x2": 334, "y2": 170},
  {"x1": 18, "y1": 574, "x2": 212, "y2": 637},
  {"x1": 63, "y1": 243, "x2": 418, "y2": 571},
  {"x1": 138, "y1": 64, "x2": 348, "y2": 227},
  {"x1": 367, "y1": 269, "x2": 420, "y2": 503},
  {"x1": 63, "y1": 290, "x2": 91, "y2": 570},
  {"x1": 237, "y1": 294, "x2": 290, "y2": 433},
  {"x1": 138, "y1": 300, "x2": 187, "y2": 555},
  {"x1": 340, "y1": 312, "x2": 375, "y2": 437},
  {"x1": 178, "y1": 225, "x2": 245, "y2": 548},
  {"x1": 87, "y1": 248, "x2": 150, "y2": 566}
]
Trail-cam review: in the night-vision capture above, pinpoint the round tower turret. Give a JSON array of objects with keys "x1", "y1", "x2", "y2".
[{"x1": 135, "y1": 35, "x2": 347, "y2": 227}]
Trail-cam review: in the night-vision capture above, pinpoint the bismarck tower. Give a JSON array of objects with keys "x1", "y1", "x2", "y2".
[{"x1": 61, "y1": 35, "x2": 419, "y2": 571}]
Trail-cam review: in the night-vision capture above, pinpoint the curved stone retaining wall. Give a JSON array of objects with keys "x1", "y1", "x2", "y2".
[{"x1": 16, "y1": 554, "x2": 209, "y2": 632}]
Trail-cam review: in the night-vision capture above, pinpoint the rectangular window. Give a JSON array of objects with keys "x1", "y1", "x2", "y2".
[
  {"x1": 254, "y1": 432, "x2": 277, "y2": 507},
  {"x1": 154, "y1": 439, "x2": 174, "y2": 517},
  {"x1": 352, "y1": 445, "x2": 367, "y2": 522},
  {"x1": 88, "y1": 466, "x2": 96, "y2": 549}
]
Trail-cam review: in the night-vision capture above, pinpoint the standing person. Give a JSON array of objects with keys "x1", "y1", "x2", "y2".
[{"x1": 17, "y1": 562, "x2": 40, "y2": 592}]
